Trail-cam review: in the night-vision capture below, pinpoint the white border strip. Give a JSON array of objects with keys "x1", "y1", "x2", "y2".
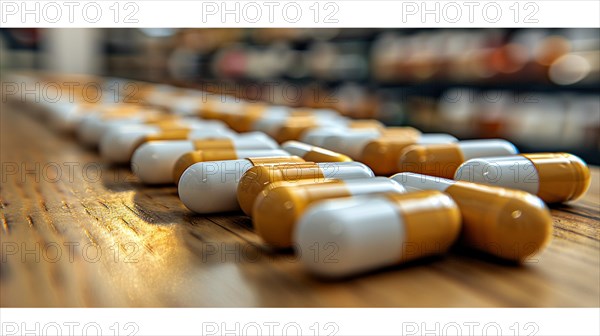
[
  {"x1": 1, "y1": 308, "x2": 599, "y2": 335},
  {"x1": 1, "y1": 1, "x2": 599, "y2": 28}
]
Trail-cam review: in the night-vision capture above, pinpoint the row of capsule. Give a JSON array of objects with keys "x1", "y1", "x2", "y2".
[{"x1": 18, "y1": 74, "x2": 592, "y2": 278}]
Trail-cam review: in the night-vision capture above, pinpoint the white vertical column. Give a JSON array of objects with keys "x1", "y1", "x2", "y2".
[{"x1": 42, "y1": 28, "x2": 102, "y2": 74}]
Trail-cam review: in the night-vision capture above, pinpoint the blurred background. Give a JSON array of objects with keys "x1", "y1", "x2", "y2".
[{"x1": 1, "y1": 28, "x2": 599, "y2": 163}]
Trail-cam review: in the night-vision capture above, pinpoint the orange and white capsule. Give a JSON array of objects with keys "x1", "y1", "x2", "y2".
[
  {"x1": 251, "y1": 111, "x2": 346, "y2": 136},
  {"x1": 222, "y1": 105, "x2": 291, "y2": 132},
  {"x1": 294, "y1": 191, "x2": 461, "y2": 278},
  {"x1": 302, "y1": 126, "x2": 422, "y2": 150},
  {"x1": 322, "y1": 132, "x2": 458, "y2": 161},
  {"x1": 46, "y1": 100, "x2": 103, "y2": 133},
  {"x1": 77, "y1": 106, "x2": 166, "y2": 146},
  {"x1": 391, "y1": 172, "x2": 553, "y2": 261},
  {"x1": 321, "y1": 132, "x2": 458, "y2": 175},
  {"x1": 281, "y1": 141, "x2": 352, "y2": 163},
  {"x1": 253, "y1": 177, "x2": 407, "y2": 248},
  {"x1": 237, "y1": 161, "x2": 375, "y2": 215},
  {"x1": 100, "y1": 120, "x2": 232, "y2": 163},
  {"x1": 398, "y1": 139, "x2": 519, "y2": 179},
  {"x1": 173, "y1": 147, "x2": 306, "y2": 185},
  {"x1": 271, "y1": 113, "x2": 356, "y2": 143},
  {"x1": 178, "y1": 157, "x2": 314, "y2": 214},
  {"x1": 454, "y1": 153, "x2": 591, "y2": 203},
  {"x1": 132, "y1": 133, "x2": 281, "y2": 184},
  {"x1": 300, "y1": 127, "x2": 380, "y2": 147}
]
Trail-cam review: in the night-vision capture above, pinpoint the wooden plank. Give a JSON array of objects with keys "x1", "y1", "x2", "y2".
[{"x1": 1, "y1": 102, "x2": 599, "y2": 307}]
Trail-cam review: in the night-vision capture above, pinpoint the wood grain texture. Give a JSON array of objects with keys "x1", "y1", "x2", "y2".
[{"x1": 1, "y1": 101, "x2": 599, "y2": 307}]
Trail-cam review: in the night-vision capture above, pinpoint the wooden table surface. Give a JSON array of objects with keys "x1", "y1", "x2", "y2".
[{"x1": 1, "y1": 102, "x2": 599, "y2": 307}]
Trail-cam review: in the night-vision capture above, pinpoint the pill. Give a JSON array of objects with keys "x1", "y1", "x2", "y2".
[
  {"x1": 173, "y1": 148, "x2": 307, "y2": 185},
  {"x1": 300, "y1": 127, "x2": 380, "y2": 147},
  {"x1": 100, "y1": 121, "x2": 232, "y2": 163},
  {"x1": 237, "y1": 161, "x2": 375, "y2": 215},
  {"x1": 390, "y1": 172, "x2": 553, "y2": 261},
  {"x1": 398, "y1": 139, "x2": 519, "y2": 179},
  {"x1": 345, "y1": 119, "x2": 385, "y2": 130},
  {"x1": 133, "y1": 134, "x2": 283, "y2": 184},
  {"x1": 77, "y1": 109, "x2": 172, "y2": 146},
  {"x1": 323, "y1": 132, "x2": 456, "y2": 163},
  {"x1": 300, "y1": 125, "x2": 420, "y2": 148},
  {"x1": 281, "y1": 141, "x2": 352, "y2": 163},
  {"x1": 454, "y1": 153, "x2": 591, "y2": 203},
  {"x1": 198, "y1": 97, "x2": 245, "y2": 120},
  {"x1": 294, "y1": 190, "x2": 461, "y2": 278},
  {"x1": 166, "y1": 94, "x2": 209, "y2": 116},
  {"x1": 253, "y1": 114, "x2": 346, "y2": 140},
  {"x1": 379, "y1": 126, "x2": 422, "y2": 138},
  {"x1": 254, "y1": 177, "x2": 407, "y2": 248},
  {"x1": 224, "y1": 105, "x2": 291, "y2": 132},
  {"x1": 47, "y1": 101, "x2": 100, "y2": 132},
  {"x1": 178, "y1": 157, "x2": 307, "y2": 213},
  {"x1": 273, "y1": 117, "x2": 350, "y2": 143}
]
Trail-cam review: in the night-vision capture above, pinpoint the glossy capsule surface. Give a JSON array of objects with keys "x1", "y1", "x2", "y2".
[
  {"x1": 454, "y1": 153, "x2": 591, "y2": 203},
  {"x1": 294, "y1": 190, "x2": 461, "y2": 278},
  {"x1": 237, "y1": 161, "x2": 374, "y2": 215},
  {"x1": 132, "y1": 132, "x2": 279, "y2": 184},
  {"x1": 391, "y1": 172, "x2": 553, "y2": 261},
  {"x1": 398, "y1": 139, "x2": 518, "y2": 179},
  {"x1": 254, "y1": 177, "x2": 407, "y2": 248},
  {"x1": 178, "y1": 156, "x2": 306, "y2": 213}
]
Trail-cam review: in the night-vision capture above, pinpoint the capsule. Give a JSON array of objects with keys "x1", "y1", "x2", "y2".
[
  {"x1": 174, "y1": 151, "x2": 296, "y2": 187},
  {"x1": 77, "y1": 108, "x2": 168, "y2": 146},
  {"x1": 273, "y1": 116, "x2": 351, "y2": 143},
  {"x1": 398, "y1": 139, "x2": 519, "y2": 179},
  {"x1": 454, "y1": 153, "x2": 591, "y2": 203},
  {"x1": 319, "y1": 132, "x2": 457, "y2": 175},
  {"x1": 300, "y1": 127, "x2": 380, "y2": 147},
  {"x1": 281, "y1": 141, "x2": 352, "y2": 163},
  {"x1": 252, "y1": 114, "x2": 347, "y2": 141},
  {"x1": 237, "y1": 161, "x2": 375, "y2": 215},
  {"x1": 360, "y1": 134, "x2": 460, "y2": 175},
  {"x1": 223, "y1": 105, "x2": 291, "y2": 132},
  {"x1": 194, "y1": 96, "x2": 242, "y2": 121},
  {"x1": 47, "y1": 101, "x2": 101, "y2": 133},
  {"x1": 294, "y1": 191, "x2": 461, "y2": 278},
  {"x1": 100, "y1": 120, "x2": 232, "y2": 163},
  {"x1": 254, "y1": 177, "x2": 407, "y2": 248},
  {"x1": 132, "y1": 135, "x2": 283, "y2": 184},
  {"x1": 390, "y1": 172, "x2": 553, "y2": 261},
  {"x1": 178, "y1": 157, "x2": 309, "y2": 214},
  {"x1": 163, "y1": 94, "x2": 209, "y2": 116}
]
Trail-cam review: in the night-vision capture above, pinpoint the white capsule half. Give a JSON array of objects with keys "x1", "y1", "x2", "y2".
[{"x1": 132, "y1": 135, "x2": 283, "y2": 185}]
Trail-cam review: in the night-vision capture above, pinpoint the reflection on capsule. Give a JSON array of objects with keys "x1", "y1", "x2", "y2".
[
  {"x1": 237, "y1": 161, "x2": 374, "y2": 215},
  {"x1": 178, "y1": 157, "x2": 306, "y2": 214},
  {"x1": 132, "y1": 132, "x2": 280, "y2": 184},
  {"x1": 454, "y1": 153, "x2": 591, "y2": 203},
  {"x1": 398, "y1": 139, "x2": 518, "y2": 179},
  {"x1": 391, "y1": 172, "x2": 553, "y2": 261},
  {"x1": 254, "y1": 177, "x2": 407, "y2": 248},
  {"x1": 294, "y1": 191, "x2": 461, "y2": 278}
]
